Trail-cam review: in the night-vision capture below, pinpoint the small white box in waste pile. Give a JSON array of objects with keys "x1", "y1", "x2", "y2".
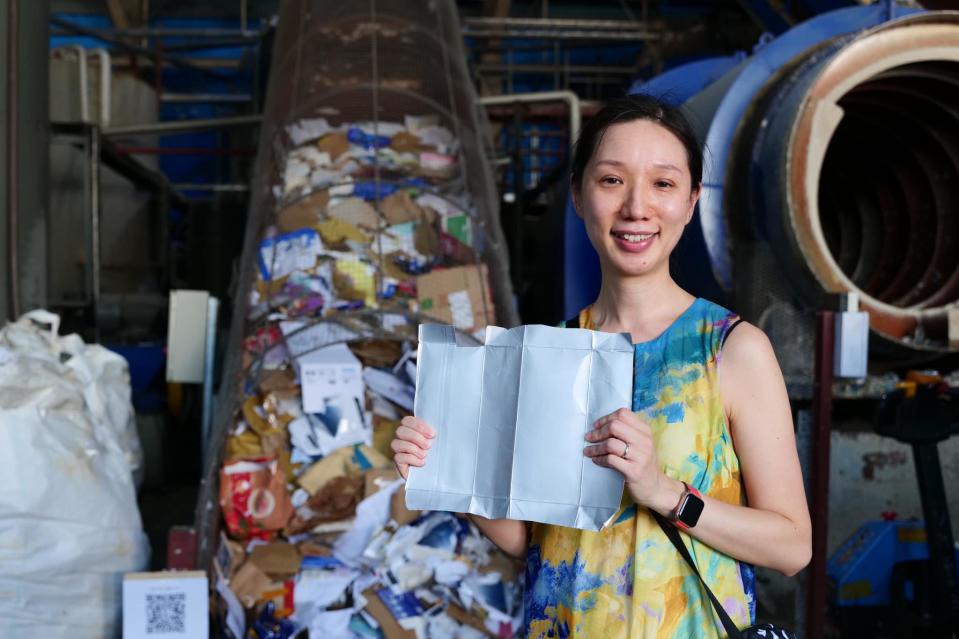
[{"x1": 123, "y1": 571, "x2": 208, "y2": 639}]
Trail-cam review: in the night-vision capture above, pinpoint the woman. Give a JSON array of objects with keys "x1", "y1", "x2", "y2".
[{"x1": 391, "y1": 94, "x2": 811, "y2": 638}]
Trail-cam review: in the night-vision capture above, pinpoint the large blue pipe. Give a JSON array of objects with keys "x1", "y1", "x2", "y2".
[{"x1": 563, "y1": 5, "x2": 959, "y2": 354}]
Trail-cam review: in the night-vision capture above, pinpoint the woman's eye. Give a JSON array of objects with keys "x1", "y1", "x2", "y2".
[
  {"x1": 655, "y1": 180, "x2": 673, "y2": 188},
  {"x1": 601, "y1": 176, "x2": 621, "y2": 185}
]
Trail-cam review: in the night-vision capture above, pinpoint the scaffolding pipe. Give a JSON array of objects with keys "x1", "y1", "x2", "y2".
[
  {"x1": 465, "y1": 16, "x2": 654, "y2": 29},
  {"x1": 113, "y1": 145, "x2": 257, "y2": 157},
  {"x1": 466, "y1": 29, "x2": 660, "y2": 41},
  {"x1": 480, "y1": 90, "x2": 581, "y2": 150},
  {"x1": 49, "y1": 16, "x2": 235, "y2": 76},
  {"x1": 102, "y1": 114, "x2": 262, "y2": 136},
  {"x1": 93, "y1": 48, "x2": 111, "y2": 126},
  {"x1": 74, "y1": 26, "x2": 266, "y2": 38}
]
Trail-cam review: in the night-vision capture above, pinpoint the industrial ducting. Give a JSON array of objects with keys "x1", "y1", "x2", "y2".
[
  {"x1": 566, "y1": 7, "x2": 959, "y2": 373},
  {"x1": 731, "y1": 11, "x2": 959, "y2": 357}
]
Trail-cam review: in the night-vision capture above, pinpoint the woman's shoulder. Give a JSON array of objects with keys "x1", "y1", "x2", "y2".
[
  {"x1": 693, "y1": 297, "x2": 738, "y2": 324},
  {"x1": 683, "y1": 298, "x2": 743, "y2": 345}
]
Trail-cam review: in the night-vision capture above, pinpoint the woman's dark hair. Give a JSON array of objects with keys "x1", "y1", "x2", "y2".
[{"x1": 570, "y1": 94, "x2": 703, "y2": 193}]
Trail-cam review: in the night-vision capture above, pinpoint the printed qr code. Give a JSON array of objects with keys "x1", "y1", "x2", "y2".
[{"x1": 146, "y1": 593, "x2": 186, "y2": 634}]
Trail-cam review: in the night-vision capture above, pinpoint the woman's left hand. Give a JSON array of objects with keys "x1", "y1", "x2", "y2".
[{"x1": 584, "y1": 407, "x2": 674, "y2": 509}]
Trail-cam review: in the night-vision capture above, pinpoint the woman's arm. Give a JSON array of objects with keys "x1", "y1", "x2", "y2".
[
  {"x1": 392, "y1": 416, "x2": 530, "y2": 559},
  {"x1": 585, "y1": 322, "x2": 811, "y2": 576},
  {"x1": 467, "y1": 515, "x2": 529, "y2": 559},
  {"x1": 701, "y1": 322, "x2": 811, "y2": 575}
]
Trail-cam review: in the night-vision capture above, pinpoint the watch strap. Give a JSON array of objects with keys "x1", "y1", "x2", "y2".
[{"x1": 671, "y1": 481, "x2": 703, "y2": 530}]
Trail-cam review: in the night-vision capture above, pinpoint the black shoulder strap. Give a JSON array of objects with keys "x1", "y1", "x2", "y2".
[
  {"x1": 721, "y1": 317, "x2": 745, "y2": 349},
  {"x1": 653, "y1": 513, "x2": 744, "y2": 638},
  {"x1": 564, "y1": 315, "x2": 580, "y2": 329}
]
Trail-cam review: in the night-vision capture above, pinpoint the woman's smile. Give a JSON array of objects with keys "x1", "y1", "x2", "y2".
[{"x1": 611, "y1": 230, "x2": 659, "y2": 253}]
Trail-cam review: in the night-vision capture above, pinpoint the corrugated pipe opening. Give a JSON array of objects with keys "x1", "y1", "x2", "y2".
[
  {"x1": 819, "y1": 60, "x2": 959, "y2": 310},
  {"x1": 789, "y1": 16, "x2": 959, "y2": 349}
]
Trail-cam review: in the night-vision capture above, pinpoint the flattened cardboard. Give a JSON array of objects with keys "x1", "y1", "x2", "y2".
[
  {"x1": 298, "y1": 444, "x2": 391, "y2": 495},
  {"x1": 278, "y1": 191, "x2": 329, "y2": 232},
  {"x1": 215, "y1": 532, "x2": 246, "y2": 580},
  {"x1": 317, "y1": 132, "x2": 350, "y2": 160},
  {"x1": 416, "y1": 265, "x2": 493, "y2": 333},
  {"x1": 317, "y1": 218, "x2": 371, "y2": 246},
  {"x1": 390, "y1": 485, "x2": 421, "y2": 526},
  {"x1": 446, "y1": 602, "x2": 495, "y2": 637},
  {"x1": 230, "y1": 561, "x2": 279, "y2": 609},
  {"x1": 328, "y1": 197, "x2": 380, "y2": 228},
  {"x1": 258, "y1": 368, "x2": 298, "y2": 395},
  {"x1": 249, "y1": 542, "x2": 303, "y2": 579},
  {"x1": 380, "y1": 191, "x2": 425, "y2": 226},
  {"x1": 361, "y1": 588, "x2": 417, "y2": 639},
  {"x1": 347, "y1": 339, "x2": 403, "y2": 368},
  {"x1": 372, "y1": 414, "x2": 401, "y2": 459}
]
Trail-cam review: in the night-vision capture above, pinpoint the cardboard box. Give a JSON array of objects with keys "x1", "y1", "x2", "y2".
[
  {"x1": 122, "y1": 571, "x2": 208, "y2": 639},
  {"x1": 416, "y1": 265, "x2": 493, "y2": 333},
  {"x1": 296, "y1": 343, "x2": 365, "y2": 414}
]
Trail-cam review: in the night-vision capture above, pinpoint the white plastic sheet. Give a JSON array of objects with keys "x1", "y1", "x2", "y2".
[
  {"x1": 407, "y1": 324, "x2": 633, "y2": 531},
  {"x1": 0, "y1": 310, "x2": 150, "y2": 638}
]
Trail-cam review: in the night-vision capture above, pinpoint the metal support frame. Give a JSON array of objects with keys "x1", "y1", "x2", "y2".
[
  {"x1": 172, "y1": 183, "x2": 250, "y2": 193},
  {"x1": 89, "y1": 125, "x2": 102, "y2": 336},
  {"x1": 912, "y1": 441, "x2": 959, "y2": 633},
  {"x1": 465, "y1": 16, "x2": 653, "y2": 29},
  {"x1": 50, "y1": 16, "x2": 239, "y2": 79},
  {"x1": 63, "y1": 27, "x2": 266, "y2": 38},
  {"x1": 113, "y1": 145, "x2": 257, "y2": 157},
  {"x1": 50, "y1": 122, "x2": 181, "y2": 325},
  {"x1": 160, "y1": 93, "x2": 253, "y2": 103},
  {"x1": 806, "y1": 310, "x2": 835, "y2": 639},
  {"x1": 478, "y1": 62, "x2": 638, "y2": 74},
  {"x1": 466, "y1": 28, "x2": 659, "y2": 41},
  {"x1": 509, "y1": 105, "x2": 525, "y2": 292},
  {"x1": 201, "y1": 296, "x2": 219, "y2": 468},
  {"x1": 480, "y1": 91, "x2": 580, "y2": 151},
  {"x1": 103, "y1": 114, "x2": 262, "y2": 137}
]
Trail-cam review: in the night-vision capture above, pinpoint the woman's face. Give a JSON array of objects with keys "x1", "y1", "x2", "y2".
[{"x1": 574, "y1": 118, "x2": 700, "y2": 280}]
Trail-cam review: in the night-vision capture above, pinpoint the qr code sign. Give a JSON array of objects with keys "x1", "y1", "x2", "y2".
[{"x1": 146, "y1": 593, "x2": 186, "y2": 634}]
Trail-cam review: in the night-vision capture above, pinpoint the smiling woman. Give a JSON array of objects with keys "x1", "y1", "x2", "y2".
[
  {"x1": 391, "y1": 94, "x2": 811, "y2": 639},
  {"x1": 573, "y1": 117, "x2": 699, "y2": 282}
]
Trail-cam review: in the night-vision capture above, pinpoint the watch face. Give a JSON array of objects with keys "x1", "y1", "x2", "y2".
[{"x1": 678, "y1": 493, "x2": 705, "y2": 527}]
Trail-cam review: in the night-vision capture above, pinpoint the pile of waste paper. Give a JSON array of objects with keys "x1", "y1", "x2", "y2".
[{"x1": 211, "y1": 115, "x2": 521, "y2": 639}]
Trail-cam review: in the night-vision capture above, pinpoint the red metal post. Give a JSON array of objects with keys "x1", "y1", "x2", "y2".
[
  {"x1": 806, "y1": 310, "x2": 835, "y2": 638},
  {"x1": 166, "y1": 526, "x2": 198, "y2": 571}
]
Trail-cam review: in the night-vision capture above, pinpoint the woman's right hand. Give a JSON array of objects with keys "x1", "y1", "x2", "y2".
[{"x1": 391, "y1": 416, "x2": 436, "y2": 479}]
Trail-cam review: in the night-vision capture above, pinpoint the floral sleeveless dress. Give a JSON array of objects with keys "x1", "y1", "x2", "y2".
[{"x1": 523, "y1": 298, "x2": 755, "y2": 639}]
